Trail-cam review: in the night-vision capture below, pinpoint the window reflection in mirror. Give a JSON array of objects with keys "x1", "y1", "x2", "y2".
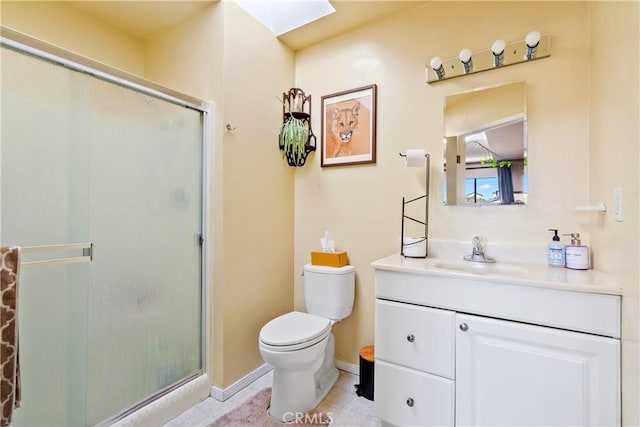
[{"x1": 443, "y1": 81, "x2": 527, "y2": 206}]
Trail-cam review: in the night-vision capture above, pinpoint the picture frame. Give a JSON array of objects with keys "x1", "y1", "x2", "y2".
[{"x1": 320, "y1": 84, "x2": 377, "y2": 167}]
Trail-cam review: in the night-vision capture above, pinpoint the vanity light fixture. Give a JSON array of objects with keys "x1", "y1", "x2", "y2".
[
  {"x1": 459, "y1": 48, "x2": 473, "y2": 74},
  {"x1": 491, "y1": 39, "x2": 506, "y2": 67},
  {"x1": 525, "y1": 30, "x2": 541, "y2": 60},
  {"x1": 426, "y1": 30, "x2": 550, "y2": 83},
  {"x1": 430, "y1": 56, "x2": 445, "y2": 80}
]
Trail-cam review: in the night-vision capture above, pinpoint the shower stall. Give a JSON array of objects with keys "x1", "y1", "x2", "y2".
[{"x1": 1, "y1": 31, "x2": 210, "y2": 426}]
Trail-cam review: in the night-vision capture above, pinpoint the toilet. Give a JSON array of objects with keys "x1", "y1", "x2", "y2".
[{"x1": 258, "y1": 263, "x2": 355, "y2": 422}]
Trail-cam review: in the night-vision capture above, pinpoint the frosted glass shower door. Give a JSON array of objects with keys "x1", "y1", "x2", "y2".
[
  {"x1": 1, "y1": 46, "x2": 92, "y2": 427},
  {"x1": 1, "y1": 44, "x2": 204, "y2": 426},
  {"x1": 84, "y1": 74, "x2": 203, "y2": 425}
]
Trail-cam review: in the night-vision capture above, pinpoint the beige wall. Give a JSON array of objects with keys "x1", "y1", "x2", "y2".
[
  {"x1": 294, "y1": 0, "x2": 591, "y2": 363},
  {"x1": 295, "y1": 1, "x2": 638, "y2": 422},
  {"x1": 293, "y1": 4, "x2": 640, "y2": 422},
  {"x1": 588, "y1": 2, "x2": 640, "y2": 426},
  {"x1": 216, "y1": 2, "x2": 295, "y2": 387},
  {"x1": 2, "y1": 1, "x2": 296, "y2": 389},
  {"x1": 1, "y1": 1, "x2": 145, "y2": 75}
]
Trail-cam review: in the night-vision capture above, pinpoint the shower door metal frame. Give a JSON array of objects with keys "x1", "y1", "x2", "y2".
[{"x1": 1, "y1": 26, "x2": 212, "y2": 425}]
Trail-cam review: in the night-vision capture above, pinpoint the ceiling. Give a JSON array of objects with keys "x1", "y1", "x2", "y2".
[
  {"x1": 68, "y1": 1, "x2": 216, "y2": 40},
  {"x1": 66, "y1": 1, "x2": 426, "y2": 50},
  {"x1": 466, "y1": 120, "x2": 525, "y2": 163},
  {"x1": 279, "y1": 1, "x2": 426, "y2": 51}
]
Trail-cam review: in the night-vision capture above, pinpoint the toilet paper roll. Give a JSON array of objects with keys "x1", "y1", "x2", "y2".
[
  {"x1": 405, "y1": 149, "x2": 426, "y2": 167},
  {"x1": 403, "y1": 237, "x2": 426, "y2": 257}
]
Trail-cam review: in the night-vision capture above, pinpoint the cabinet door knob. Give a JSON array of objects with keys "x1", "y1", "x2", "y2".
[
  {"x1": 406, "y1": 334, "x2": 415, "y2": 343},
  {"x1": 406, "y1": 397, "x2": 414, "y2": 407},
  {"x1": 459, "y1": 323, "x2": 469, "y2": 332}
]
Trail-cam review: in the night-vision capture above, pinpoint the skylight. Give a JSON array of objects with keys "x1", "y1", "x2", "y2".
[{"x1": 236, "y1": 0, "x2": 336, "y2": 36}]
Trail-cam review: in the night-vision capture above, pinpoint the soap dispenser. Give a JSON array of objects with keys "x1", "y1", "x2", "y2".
[
  {"x1": 563, "y1": 233, "x2": 590, "y2": 270},
  {"x1": 547, "y1": 229, "x2": 565, "y2": 267}
]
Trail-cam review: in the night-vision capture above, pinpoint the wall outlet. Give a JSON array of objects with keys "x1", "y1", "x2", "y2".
[{"x1": 613, "y1": 187, "x2": 623, "y2": 222}]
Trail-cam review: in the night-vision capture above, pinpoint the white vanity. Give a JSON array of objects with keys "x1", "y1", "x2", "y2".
[{"x1": 372, "y1": 254, "x2": 621, "y2": 427}]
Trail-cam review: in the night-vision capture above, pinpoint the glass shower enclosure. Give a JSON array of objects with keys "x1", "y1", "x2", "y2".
[{"x1": 1, "y1": 35, "x2": 207, "y2": 426}]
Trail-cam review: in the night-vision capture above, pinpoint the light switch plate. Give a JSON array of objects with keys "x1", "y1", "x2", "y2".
[{"x1": 613, "y1": 187, "x2": 623, "y2": 222}]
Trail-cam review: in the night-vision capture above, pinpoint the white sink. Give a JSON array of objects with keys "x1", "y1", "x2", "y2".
[{"x1": 433, "y1": 260, "x2": 526, "y2": 275}]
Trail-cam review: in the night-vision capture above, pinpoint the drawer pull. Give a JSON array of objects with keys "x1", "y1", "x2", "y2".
[
  {"x1": 459, "y1": 323, "x2": 469, "y2": 332},
  {"x1": 406, "y1": 397, "x2": 414, "y2": 407},
  {"x1": 406, "y1": 334, "x2": 415, "y2": 343}
]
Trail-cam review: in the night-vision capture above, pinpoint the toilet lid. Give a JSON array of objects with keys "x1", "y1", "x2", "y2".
[{"x1": 260, "y1": 311, "x2": 331, "y2": 347}]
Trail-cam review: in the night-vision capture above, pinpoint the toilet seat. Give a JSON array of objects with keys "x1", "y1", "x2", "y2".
[{"x1": 259, "y1": 311, "x2": 331, "y2": 352}]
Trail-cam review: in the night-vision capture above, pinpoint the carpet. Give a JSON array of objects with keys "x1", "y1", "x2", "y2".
[{"x1": 207, "y1": 388, "x2": 330, "y2": 427}]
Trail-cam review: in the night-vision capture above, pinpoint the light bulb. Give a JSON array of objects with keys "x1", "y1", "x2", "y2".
[
  {"x1": 459, "y1": 49, "x2": 473, "y2": 74},
  {"x1": 459, "y1": 48, "x2": 472, "y2": 63},
  {"x1": 525, "y1": 31, "x2": 541, "y2": 60},
  {"x1": 430, "y1": 56, "x2": 445, "y2": 80},
  {"x1": 491, "y1": 40, "x2": 506, "y2": 55},
  {"x1": 526, "y1": 31, "x2": 541, "y2": 48},
  {"x1": 492, "y1": 39, "x2": 506, "y2": 67}
]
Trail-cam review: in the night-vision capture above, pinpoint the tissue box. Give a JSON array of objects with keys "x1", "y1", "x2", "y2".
[{"x1": 311, "y1": 251, "x2": 348, "y2": 267}]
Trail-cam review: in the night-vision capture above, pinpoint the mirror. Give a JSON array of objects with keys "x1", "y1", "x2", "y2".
[{"x1": 443, "y1": 81, "x2": 527, "y2": 206}]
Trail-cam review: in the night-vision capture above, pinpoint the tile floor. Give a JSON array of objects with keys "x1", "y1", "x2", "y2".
[{"x1": 164, "y1": 369, "x2": 378, "y2": 426}]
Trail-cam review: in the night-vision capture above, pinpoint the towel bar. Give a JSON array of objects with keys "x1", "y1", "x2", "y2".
[
  {"x1": 20, "y1": 242, "x2": 93, "y2": 268},
  {"x1": 21, "y1": 242, "x2": 92, "y2": 253}
]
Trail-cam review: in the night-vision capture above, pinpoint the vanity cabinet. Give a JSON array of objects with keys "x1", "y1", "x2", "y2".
[
  {"x1": 455, "y1": 313, "x2": 619, "y2": 426},
  {"x1": 372, "y1": 258, "x2": 621, "y2": 427}
]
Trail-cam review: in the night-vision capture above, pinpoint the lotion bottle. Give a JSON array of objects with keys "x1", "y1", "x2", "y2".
[
  {"x1": 547, "y1": 229, "x2": 565, "y2": 267},
  {"x1": 563, "y1": 233, "x2": 590, "y2": 270}
]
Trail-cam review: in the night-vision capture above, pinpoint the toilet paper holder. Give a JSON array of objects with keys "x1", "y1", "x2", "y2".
[{"x1": 399, "y1": 152, "x2": 430, "y2": 258}]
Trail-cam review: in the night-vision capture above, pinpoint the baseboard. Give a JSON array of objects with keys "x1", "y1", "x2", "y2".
[
  {"x1": 335, "y1": 359, "x2": 359, "y2": 376},
  {"x1": 210, "y1": 363, "x2": 273, "y2": 402},
  {"x1": 210, "y1": 359, "x2": 359, "y2": 402}
]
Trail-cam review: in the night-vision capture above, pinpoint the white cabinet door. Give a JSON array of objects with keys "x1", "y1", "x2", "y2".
[
  {"x1": 455, "y1": 313, "x2": 620, "y2": 427},
  {"x1": 375, "y1": 360, "x2": 454, "y2": 427}
]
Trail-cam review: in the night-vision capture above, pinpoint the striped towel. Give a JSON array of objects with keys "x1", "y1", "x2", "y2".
[{"x1": 1, "y1": 246, "x2": 21, "y2": 427}]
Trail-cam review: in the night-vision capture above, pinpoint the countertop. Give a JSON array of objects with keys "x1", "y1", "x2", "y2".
[{"x1": 372, "y1": 254, "x2": 622, "y2": 296}]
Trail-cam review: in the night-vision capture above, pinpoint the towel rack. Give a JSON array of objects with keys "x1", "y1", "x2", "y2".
[{"x1": 21, "y1": 242, "x2": 93, "y2": 268}]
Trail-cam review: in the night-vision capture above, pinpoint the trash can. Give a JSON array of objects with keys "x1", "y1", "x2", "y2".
[{"x1": 355, "y1": 345, "x2": 374, "y2": 401}]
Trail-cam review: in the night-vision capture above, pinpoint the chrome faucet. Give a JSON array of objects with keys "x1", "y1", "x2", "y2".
[{"x1": 464, "y1": 236, "x2": 496, "y2": 263}]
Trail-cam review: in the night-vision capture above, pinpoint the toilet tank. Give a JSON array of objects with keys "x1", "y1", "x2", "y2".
[{"x1": 303, "y1": 264, "x2": 355, "y2": 321}]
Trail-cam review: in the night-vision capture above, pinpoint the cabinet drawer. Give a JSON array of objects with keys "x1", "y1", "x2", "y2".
[
  {"x1": 375, "y1": 299, "x2": 455, "y2": 378},
  {"x1": 374, "y1": 360, "x2": 454, "y2": 427}
]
